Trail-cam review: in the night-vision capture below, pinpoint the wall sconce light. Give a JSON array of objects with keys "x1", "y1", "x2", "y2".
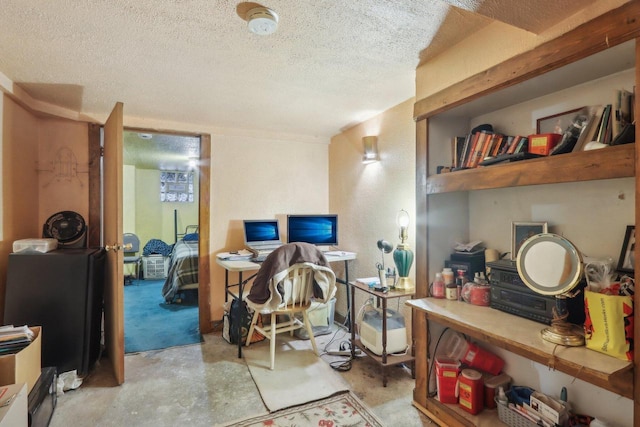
[
  {"x1": 362, "y1": 136, "x2": 379, "y2": 164},
  {"x1": 393, "y1": 209, "x2": 414, "y2": 291}
]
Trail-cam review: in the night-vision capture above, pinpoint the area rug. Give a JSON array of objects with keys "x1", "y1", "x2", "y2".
[
  {"x1": 243, "y1": 338, "x2": 350, "y2": 412},
  {"x1": 124, "y1": 279, "x2": 202, "y2": 353},
  {"x1": 221, "y1": 391, "x2": 385, "y2": 427}
]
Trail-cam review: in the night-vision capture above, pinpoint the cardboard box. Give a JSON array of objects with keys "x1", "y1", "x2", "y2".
[
  {"x1": 528, "y1": 133, "x2": 562, "y2": 155},
  {"x1": 0, "y1": 327, "x2": 41, "y2": 393}
]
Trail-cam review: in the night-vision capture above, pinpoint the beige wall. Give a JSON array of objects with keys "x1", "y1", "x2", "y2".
[
  {"x1": 0, "y1": 96, "x2": 89, "y2": 319},
  {"x1": 0, "y1": 99, "x2": 330, "y2": 323},
  {"x1": 1, "y1": 96, "x2": 40, "y2": 317},
  {"x1": 209, "y1": 133, "x2": 329, "y2": 318},
  {"x1": 416, "y1": 0, "x2": 630, "y2": 101},
  {"x1": 37, "y1": 118, "x2": 90, "y2": 227},
  {"x1": 329, "y1": 98, "x2": 416, "y2": 332}
]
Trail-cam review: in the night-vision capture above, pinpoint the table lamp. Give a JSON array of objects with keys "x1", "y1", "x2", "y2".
[{"x1": 393, "y1": 209, "x2": 414, "y2": 291}]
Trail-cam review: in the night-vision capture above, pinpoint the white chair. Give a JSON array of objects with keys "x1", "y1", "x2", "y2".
[{"x1": 245, "y1": 263, "x2": 335, "y2": 369}]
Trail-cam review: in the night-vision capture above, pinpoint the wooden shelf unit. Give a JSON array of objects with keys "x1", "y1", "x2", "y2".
[
  {"x1": 411, "y1": 3, "x2": 640, "y2": 426},
  {"x1": 408, "y1": 298, "x2": 633, "y2": 398},
  {"x1": 426, "y1": 144, "x2": 634, "y2": 194}
]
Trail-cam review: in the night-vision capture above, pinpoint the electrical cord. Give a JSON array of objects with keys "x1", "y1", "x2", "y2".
[
  {"x1": 318, "y1": 306, "x2": 365, "y2": 372},
  {"x1": 428, "y1": 327, "x2": 453, "y2": 398}
]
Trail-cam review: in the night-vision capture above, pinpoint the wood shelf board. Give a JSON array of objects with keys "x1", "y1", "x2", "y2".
[
  {"x1": 353, "y1": 338, "x2": 415, "y2": 366},
  {"x1": 414, "y1": 398, "x2": 506, "y2": 427},
  {"x1": 426, "y1": 144, "x2": 635, "y2": 194},
  {"x1": 407, "y1": 298, "x2": 633, "y2": 398}
]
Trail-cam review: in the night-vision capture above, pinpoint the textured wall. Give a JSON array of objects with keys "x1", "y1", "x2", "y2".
[{"x1": 329, "y1": 98, "x2": 416, "y2": 335}]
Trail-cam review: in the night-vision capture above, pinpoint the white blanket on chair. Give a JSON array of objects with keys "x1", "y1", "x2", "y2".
[{"x1": 246, "y1": 262, "x2": 336, "y2": 312}]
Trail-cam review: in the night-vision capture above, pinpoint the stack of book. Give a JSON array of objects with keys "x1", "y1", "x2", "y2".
[
  {"x1": 449, "y1": 87, "x2": 635, "y2": 170},
  {"x1": 452, "y1": 131, "x2": 529, "y2": 170},
  {"x1": 0, "y1": 325, "x2": 34, "y2": 355}
]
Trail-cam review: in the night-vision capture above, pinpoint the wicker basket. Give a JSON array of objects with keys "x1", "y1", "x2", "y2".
[{"x1": 495, "y1": 398, "x2": 538, "y2": 427}]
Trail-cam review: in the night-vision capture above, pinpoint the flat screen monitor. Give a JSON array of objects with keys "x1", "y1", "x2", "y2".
[
  {"x1": 243, "y1": 219, "x2": 282, "y2": 246},
  {"x1": 287, "y1": 214, "x2": 338, "y2": 246}
]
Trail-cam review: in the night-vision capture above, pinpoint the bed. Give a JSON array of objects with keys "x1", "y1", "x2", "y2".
[{"x1": 161, "y1": 231, "x2": 199, "y2": 303}]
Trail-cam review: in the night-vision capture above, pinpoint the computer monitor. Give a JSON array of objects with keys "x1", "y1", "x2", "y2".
[
  {"x1": 243, "y1": 219, "x2": 282, "y2": 246},
  {"x1": 287, "y1": 214, "x2": 338, "y2": 246}
]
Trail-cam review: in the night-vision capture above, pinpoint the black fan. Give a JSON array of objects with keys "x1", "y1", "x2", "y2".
[{"x1": 43, "y1": 211, "x2": 87, "y2": 248}]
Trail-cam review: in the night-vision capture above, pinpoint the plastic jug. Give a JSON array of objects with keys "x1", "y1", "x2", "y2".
[{"x1": 442, "y1": 333, "x2": 504, "y2": 375}]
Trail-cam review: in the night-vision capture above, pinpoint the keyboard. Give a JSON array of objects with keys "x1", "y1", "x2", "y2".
[{"x1": 251, "y1": 254, "x2": 267, "y2": 262}]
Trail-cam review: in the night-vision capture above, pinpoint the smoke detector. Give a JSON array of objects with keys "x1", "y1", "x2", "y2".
[{"x1": 247, "y1": 6, "x2": 278, "y2": 35}]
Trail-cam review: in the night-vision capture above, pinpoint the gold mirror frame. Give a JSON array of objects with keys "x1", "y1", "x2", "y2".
[{"x1": 516, "y1": 233, "x2": 585, "y2": 346}]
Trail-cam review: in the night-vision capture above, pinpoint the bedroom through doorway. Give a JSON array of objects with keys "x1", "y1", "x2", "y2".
[{"x1": 122, "y1": 130, "x2": 203, "y2": 353}]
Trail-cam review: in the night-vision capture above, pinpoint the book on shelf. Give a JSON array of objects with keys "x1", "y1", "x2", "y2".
[
  {"x1": 573, "y1": 105, "x2": 604, "y2": 152},
  {"x1": 506, "y1": 136, "x2": 523, "y2": 154},
  {"x1": 613, "y1": 89, "x2": 623, "y2": 138},
  {"x1": 479, "y1": 133, "x2": 499, "y2": 162},
  {"x1": 618, "y1": 89, "x2": 634, "y2": 135},
  {"x1": 500, "y1": 135, "x2": 515, "y2": 155},
  {"x1": 451, "y1": 136, "x2": 466, "y2": 169},
  {"x1": 506, "y1": 136, "x2": 528, "y2": 154},
  {"x1": 462, "y1": 131, "x2": 484, "y2": 168},
  {"x1": 489, "y1": 134, "x2": 505, "y2": 157},
  {"x1": 455, "y1": 133, "x2": 473, "y2": 169},
  {"x1": 596, "y1": 104, "x2": 612, "y2": 144},
  {"x1": 468, "y1": 130, "x2": 493, "y2": 168}
]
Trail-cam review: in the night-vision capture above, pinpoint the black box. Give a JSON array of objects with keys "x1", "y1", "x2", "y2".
[
  {"x1": 28, "y1": 367, "x2": 57, "y2": 427},
  {"x1": 447, "y1": 251, "x2": 486, "y2": 279}
]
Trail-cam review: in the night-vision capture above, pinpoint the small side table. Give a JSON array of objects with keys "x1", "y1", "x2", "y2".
[{"x1": 348, "y1": 281, "x2": 415, "y2": 386}]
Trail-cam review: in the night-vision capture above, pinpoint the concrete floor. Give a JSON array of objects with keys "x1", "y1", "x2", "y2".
[{"x1": 49, "y1": 326, "x2": 436, "y2": 426}]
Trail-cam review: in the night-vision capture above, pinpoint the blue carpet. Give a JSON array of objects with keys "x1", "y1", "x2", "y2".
[{"x1": 124, "y1": 279, "x2": 202, "y2": 353}]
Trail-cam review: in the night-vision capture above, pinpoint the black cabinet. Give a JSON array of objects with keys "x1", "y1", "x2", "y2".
[{"x1": 4, "y1": 248, "x2": 106, "y2": 376}]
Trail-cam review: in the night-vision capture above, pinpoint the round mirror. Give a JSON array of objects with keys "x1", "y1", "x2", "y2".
[
  {"x1": 517, "y1": 233, "x2": 583, "y2": 296},
  {"x1": 516, "y1": 233, "x2": 585, "y2": 346}
]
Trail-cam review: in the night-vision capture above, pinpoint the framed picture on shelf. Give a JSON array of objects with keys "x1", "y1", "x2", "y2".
[
  {"x1": 617, "y1": 225, "x2": 635, "y2": 274},
  {"x1": 536, "y1": 108, "x2": 584, "y2": 134},
  {"x1": 511, "y1": 222, "x2": 548, "y2": 260}
]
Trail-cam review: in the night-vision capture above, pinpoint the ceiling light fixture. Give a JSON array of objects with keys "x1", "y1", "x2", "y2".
[{"x1": 247, "y1": 6, "x2": 279, "y2": 36}]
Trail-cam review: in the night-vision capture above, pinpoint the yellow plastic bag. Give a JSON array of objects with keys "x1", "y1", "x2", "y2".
[{"x1": 583, "y1": 290, "x2": 634, "y2": 361}]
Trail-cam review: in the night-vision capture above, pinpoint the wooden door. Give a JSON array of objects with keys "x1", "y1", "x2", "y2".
[{"x1": 103, "y1": 102, "x2": 125, "y2": 384}]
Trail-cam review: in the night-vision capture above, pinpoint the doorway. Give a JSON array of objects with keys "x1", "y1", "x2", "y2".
[{"x1": 122, "y1": 130, "x2": 203, "y2": 353}]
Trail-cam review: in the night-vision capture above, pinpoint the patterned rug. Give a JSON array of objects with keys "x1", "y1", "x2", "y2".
[{"x1": 221, "y1": 391, "x2": 385, "y2": 427}]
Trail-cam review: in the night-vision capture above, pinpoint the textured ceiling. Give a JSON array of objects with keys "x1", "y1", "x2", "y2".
[{"x1": 0, "y1": 1, "x2": 593, "y2": 167}]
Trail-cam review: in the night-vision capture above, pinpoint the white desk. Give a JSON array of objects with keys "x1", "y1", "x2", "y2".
[{"x1": 216, "y1": 251, "x2": 357, "y2": 358}]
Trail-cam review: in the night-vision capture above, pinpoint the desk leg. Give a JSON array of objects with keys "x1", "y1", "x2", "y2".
[
  {"x1": 237, "y1": 272, "x2": 244, "y2": 359},
  {"x1": 350, "y1": 283, "x2": 356, "y2": 358},
  {"x1": 224, "y1": 269, "x2": 229, "y2": 302},
  {"x1": 381, "y1": 297, "x2": 388, "y2": 387},
  {"x1": 344, "y1": 260, "x2": 351, "y2": 331}
]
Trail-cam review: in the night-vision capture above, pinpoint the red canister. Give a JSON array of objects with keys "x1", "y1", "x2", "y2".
[
  {"x1": 457, "y1": 369, "x2": 484, "y2": 415},
  {"x1": 462, "y1": 283, "x2": 491, "y2": 306}
]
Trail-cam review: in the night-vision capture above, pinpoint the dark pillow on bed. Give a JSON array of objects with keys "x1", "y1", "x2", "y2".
[{"x1": 183, "y1": 233, "x2": 199, "y2": 241}]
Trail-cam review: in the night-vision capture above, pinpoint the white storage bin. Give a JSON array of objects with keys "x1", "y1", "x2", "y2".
[
  {"x1": 143, "y1": 255, "x2": 169, "y2": 279},
  {"x1": 12, "y1": 238, "x2": 58, "y2": 253}
]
